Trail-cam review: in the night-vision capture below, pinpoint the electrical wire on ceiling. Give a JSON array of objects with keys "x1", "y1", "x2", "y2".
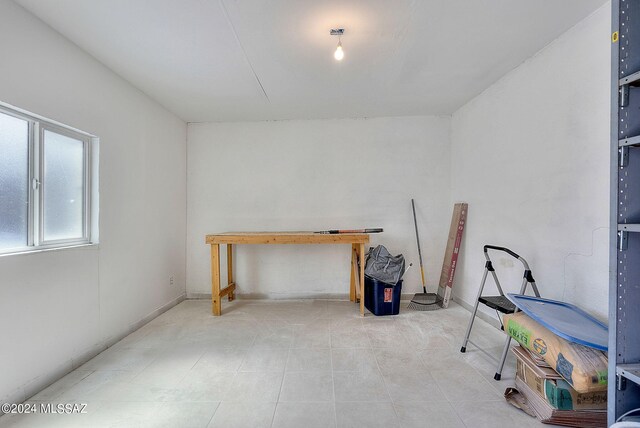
[{"x1": 219, "y1": 0, "x2": 270, "y2": 103}]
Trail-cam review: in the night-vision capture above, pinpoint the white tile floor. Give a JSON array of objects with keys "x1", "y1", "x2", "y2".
[{"x1": 0, "y1": 299, "x2": 551, "y2": 428}]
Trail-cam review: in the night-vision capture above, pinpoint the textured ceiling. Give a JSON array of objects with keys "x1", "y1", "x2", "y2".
[{"x1": 16, "y1": 0, "x2": 607, "y2": 122}]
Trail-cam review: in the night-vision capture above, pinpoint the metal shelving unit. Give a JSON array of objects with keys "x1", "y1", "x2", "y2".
[
  {"x1": 610, "y1": 0, "x2": 640, "y2": 425},
  {"x1": 618, "y1": 364, "x2": 640, "y2": 386}
]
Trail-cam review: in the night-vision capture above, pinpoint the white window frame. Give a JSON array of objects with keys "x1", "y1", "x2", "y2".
[{"x1": 0, "y1": 103, "x2": 97, "y2": 255}]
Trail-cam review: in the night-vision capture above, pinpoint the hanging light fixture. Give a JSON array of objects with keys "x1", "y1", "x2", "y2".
[{"x1": 330, "y1": 28, "x2": 345, "y2": 61}]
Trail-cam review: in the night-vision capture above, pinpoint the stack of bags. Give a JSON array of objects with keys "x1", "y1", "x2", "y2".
[{"x1": 503, "y1": 312, "x2": 607, "y2": 427}]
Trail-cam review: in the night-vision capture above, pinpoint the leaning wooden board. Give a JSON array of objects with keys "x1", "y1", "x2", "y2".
[{"x1": 437, "y1": 203, "x2": 468, "y2": 308}]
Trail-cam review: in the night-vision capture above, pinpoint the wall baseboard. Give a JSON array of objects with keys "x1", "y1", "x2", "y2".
[
  {"x1": 2, "y1": 293, "x2": 186, "y2": 409},
  {"x1": 187, "y1": 292, "x2": 421, "y2": 301},
  {"x1": 188, "y1": 291, "x2": 354, "y2": 300},
  {"x1": 98, "y1": 293, "x2": 186, "y2": 350}
]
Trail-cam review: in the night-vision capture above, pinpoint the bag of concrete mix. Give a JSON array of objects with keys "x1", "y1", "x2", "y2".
[{"x1": 503, "y1": 312, "x2": 607, "y2": 393}]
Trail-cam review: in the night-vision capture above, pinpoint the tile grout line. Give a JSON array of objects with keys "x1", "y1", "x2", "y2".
[
  {"x1": 213, "y1": 346, "x2": 243, "y2": 427},
  {"x1": 34, "y1": 369, "x2": 96, "y2": 403},
  {"x1": 370, "y1": 333, "x2": 402, "y2": 426},
  {"x1": 269, "y1": 345, "x2": 291, "y2": 428},
  {"x1": 204, "y1": 401, "x2": 221, "y2": 428},
  {"x1": 457, "y1": 344, "x2": 509, "y2": 400},
  {"x1": 330, "y1": 333, "x2": 338, "y2": 428},
  {"x1": 415, "y1": 347, "x2": 451, "y2": 405}
]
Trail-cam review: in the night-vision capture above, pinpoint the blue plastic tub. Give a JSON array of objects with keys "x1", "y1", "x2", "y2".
[
  {"x1": 364, "y1": 276, "x2": 403, "y2": 316},
  {"x1": 507, "y1": 294, "x2": 608, "y2": 351}
]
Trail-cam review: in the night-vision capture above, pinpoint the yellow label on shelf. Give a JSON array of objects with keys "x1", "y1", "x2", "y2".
[{"x1": 612, "y1": 31, "x2": 619, "y2": 43}]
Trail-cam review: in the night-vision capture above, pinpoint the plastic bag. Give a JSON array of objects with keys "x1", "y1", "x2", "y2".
[{"x1": 364, "y1": 245, "x2": 405, "y2": 285}]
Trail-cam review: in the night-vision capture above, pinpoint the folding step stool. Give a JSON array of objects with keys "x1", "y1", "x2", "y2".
[{"x1": 460, "y1": 245, "x2": 540, "y2": 380}]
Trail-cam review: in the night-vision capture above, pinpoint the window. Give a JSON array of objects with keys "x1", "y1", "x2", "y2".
[{"x1": 0, "y1": 104, "x2": 97, "y2": 254}]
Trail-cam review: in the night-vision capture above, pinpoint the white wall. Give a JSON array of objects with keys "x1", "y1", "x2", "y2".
[
  {"x1": 187, "y1": 116, "x2": 451, "y2": 298},
  {"x1": 0, "y1": 1, "x2": 187, "y2": 403},
  {"x1": 450, "y1": 4, "x2": 610, "y2": 321},
  {"x1": 0, "y1": 0, "x2": 610, "y2": 404}
]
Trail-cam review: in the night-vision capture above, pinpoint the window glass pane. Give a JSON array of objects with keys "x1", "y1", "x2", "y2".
[
  {"x1": 0, "y1": 112, "x2": 29, "y2": 250},
  {"x1": 43, "y1": 130, "x2": 85, "y2": 241}
]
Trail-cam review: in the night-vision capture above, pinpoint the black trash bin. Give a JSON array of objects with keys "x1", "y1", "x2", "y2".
[{"x1": 364, "y1": 276, "x2": 403, "y2": 316}]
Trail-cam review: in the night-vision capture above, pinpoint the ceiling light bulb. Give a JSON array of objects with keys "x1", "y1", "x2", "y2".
[{"x1": 334, "y1": 42, "x2": 344, "y2": 61}]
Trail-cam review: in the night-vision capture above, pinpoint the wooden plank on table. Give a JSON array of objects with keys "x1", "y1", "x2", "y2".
[
  {"x1": 206, "y1": 232, "x2": 369, "y2": 245},
  {"x1": 437, "y1": 203, "x2": 468, "y2": 308}
]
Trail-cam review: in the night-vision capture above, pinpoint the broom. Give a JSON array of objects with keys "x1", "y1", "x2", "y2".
[{"x1": 407, "y1": 199, "x2": 440, "y2": 310}]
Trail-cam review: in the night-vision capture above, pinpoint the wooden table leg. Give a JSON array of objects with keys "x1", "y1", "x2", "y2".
[
  {"x1": 349, "y1": 244, "x2": 356, "y2": 302},
  {"x1": 359, "y1": 243, "x2": 365, "y2": 316},
  {"x1": 227, "y1": 244, "x2": 235, "y2": 301},
  {"x1": 211, "y1": 244, "x2": 221, "y2": 316}
]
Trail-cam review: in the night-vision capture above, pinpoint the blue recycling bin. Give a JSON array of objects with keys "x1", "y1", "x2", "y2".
[{"x1": 364, "y1": 276, "x2": 403, "y2": 316}]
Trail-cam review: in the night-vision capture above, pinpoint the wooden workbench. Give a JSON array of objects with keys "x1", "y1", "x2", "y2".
[{"x1": 205, "y1": 232, "x2": 370, "y2": 316}]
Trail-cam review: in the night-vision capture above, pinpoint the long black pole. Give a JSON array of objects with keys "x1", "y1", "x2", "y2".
[{"x1": 412, "y1": 199, "x2": 427, "y2": 294}]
